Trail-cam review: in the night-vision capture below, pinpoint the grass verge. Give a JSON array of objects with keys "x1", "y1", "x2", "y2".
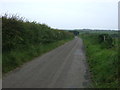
[
  {"x1": 3, "y1": 39, "x2": 72, "y2": 74},
  {"x1": 80, "y1": 34, "x2": 119, "y2": 88}
]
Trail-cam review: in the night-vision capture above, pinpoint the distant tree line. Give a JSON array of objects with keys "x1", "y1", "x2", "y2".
[{"x1": 69, "y1": 31, "x2": 79, "y2": 36}]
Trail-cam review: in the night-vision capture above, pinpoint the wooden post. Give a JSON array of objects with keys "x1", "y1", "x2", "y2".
[{"x1": 103, "y1": 35, "x2": 106, "y2": 42}]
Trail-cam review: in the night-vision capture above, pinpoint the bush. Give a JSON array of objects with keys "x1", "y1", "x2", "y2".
[
  {"x1": 2, "y1": 15, "x2": 74, "y2": 53},
  {"x1": 98, "y1": 34, "x2": 113, "y2": 48}
]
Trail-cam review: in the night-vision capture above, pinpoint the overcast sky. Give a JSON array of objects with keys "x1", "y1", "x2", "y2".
[{"x1": 0, "y1": 0, "x2": 119, "y2": 30}]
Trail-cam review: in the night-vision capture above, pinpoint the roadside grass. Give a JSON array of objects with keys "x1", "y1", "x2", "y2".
[
  {"x1": 80, "y1": 34, "x2": 119, "y2": 88},
  {"x1": 3, "y1": 39, "x2": 72, "y2": 74}
]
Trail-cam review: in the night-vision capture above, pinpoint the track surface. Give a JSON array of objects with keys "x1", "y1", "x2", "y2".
[{"x1": 3, "y1": 37, "x2": 91, "y2": 88}]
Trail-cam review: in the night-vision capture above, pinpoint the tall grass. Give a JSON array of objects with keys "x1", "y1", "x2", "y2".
[
  {"x1": 2, "y1": 14, "x2": 74, "y2": 73},
  {"x1": 3, "y1": 39, "x2": 71, "y2": 73},
  {"x1": 80, "y1": 33, "x2": 119, "y2": 88}
]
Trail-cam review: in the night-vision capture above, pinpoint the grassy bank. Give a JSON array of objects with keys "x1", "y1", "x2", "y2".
[
  {"x1": 3, "y1": 39, "x2": 72, "y2": 73},
  {"x1": 2, "y1": 15, "x2": 74, "y2": 73},
  {"x1": 80, "y1": 33, "x2": 119, "y2": 88}
]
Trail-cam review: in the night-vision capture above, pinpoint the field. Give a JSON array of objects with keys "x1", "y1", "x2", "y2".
[
  {"x1": 79, "y1": 30, "x2": 119, "y2": 88},
  {"x1": 2, "y1": 15, "x2": 74, "y2": 73}
]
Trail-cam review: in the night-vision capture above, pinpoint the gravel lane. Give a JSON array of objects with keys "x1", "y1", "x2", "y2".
[{"x1": 3, "y1": 37, "x2": 91, "y2": 88}]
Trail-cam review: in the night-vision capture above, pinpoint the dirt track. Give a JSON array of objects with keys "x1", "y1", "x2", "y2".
[{"x1": 3, "y1": 37, "x2": 91, "y2": 88}]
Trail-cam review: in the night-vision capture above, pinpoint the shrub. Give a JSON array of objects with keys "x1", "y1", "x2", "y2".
[{"x1": 98, "y1": 34, "x2": 113, "y2": 48}]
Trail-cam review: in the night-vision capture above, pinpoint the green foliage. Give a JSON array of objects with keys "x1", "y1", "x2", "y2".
[
  {"x1": 2, "y1": 15, "x2": 74, "y2": 73},
  {"x1": 3, "y1": 40, "x2": 71, "y2": 73},
  {"x1": 80, "y1": 33, "x2": 119, "y2": 88},
  {"x1": 98, "y1": 34, "x2": 114, "y2": 48},
  {"x1": 2, "y1": 15, "x2": 73, "y2": 52}
]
